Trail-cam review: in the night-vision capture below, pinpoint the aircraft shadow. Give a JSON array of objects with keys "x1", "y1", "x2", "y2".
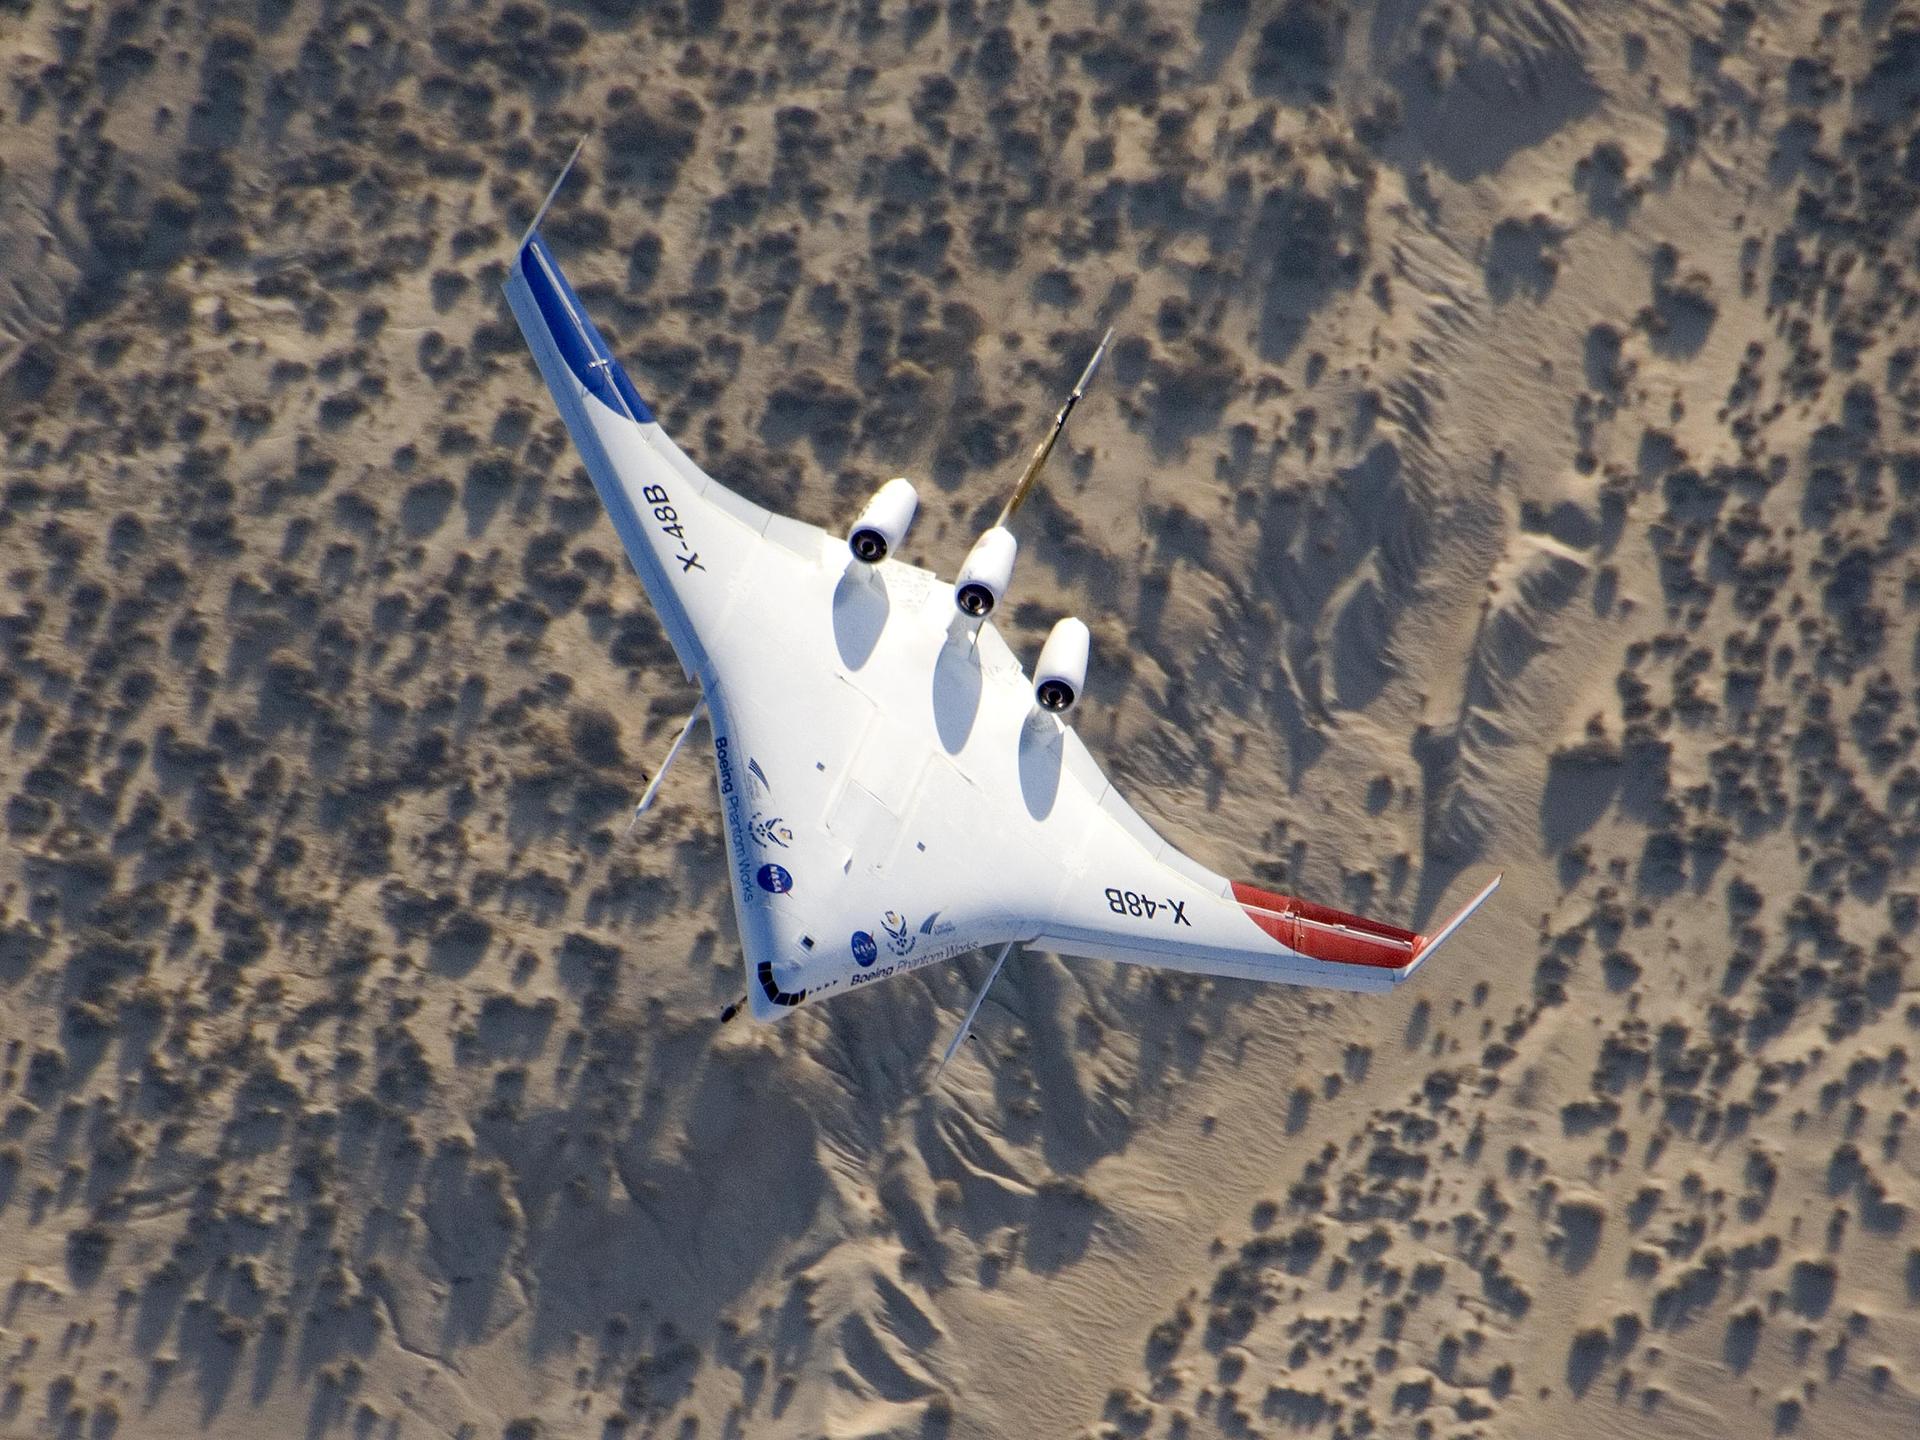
[
  {"x1": 832, "y1": 563, "x2": 889, "y2": 670},
  {"x1": 931, "y1": 626, "x2": 984, "y2": 753},
  {"x1": 1017, "y1": 719, "x2": 1063, "y2": 820}
]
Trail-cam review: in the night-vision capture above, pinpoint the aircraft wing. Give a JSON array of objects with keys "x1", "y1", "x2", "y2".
[
  {"x1": 506, "y1": 223, "x2": 1498, "y2": 1024},
  {"x1": 502, "y1": 230, "x2": 822, "y2": 685}
]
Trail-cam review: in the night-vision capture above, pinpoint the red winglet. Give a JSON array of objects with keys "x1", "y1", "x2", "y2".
[
  {"x1": 1231, "y1": 882, "x2": 1420, "y2": 968},
  {"x1": 1233, "y1": 873, "x2": 1503, "y2": 973}
]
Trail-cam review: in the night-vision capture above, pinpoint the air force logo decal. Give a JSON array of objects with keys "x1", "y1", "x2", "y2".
[{"x1": 882, "y1": 911, "x2": 915, "y2": 957}]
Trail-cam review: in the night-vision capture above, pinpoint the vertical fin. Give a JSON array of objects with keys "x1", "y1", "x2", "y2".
[
  {"x1": 1400, "y1": 872, "x2": 1503, "y2": 979},
  {"x1": 519, "y1": 134, "x2": 589, "y2": 250}
]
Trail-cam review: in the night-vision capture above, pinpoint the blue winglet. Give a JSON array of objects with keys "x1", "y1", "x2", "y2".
[
  {"x1": 511, "y1": 135, "x2": 656, "y2": 426},
  {"x1": 516, "y1": 233, "x2": 656, "y2": 426}
]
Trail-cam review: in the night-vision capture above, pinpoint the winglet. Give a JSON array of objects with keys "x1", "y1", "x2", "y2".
[
  {"x1": 519, "y1": 134, "x2": 589, "y2": 251},
  {"x1": 1401, "y1": 872, "x2": 1502, "y2": 981}
]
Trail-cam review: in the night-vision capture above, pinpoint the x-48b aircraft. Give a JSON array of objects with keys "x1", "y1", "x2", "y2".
[{"x1": 504, "y1": 149, "x2": 1500, "y2": 1070}]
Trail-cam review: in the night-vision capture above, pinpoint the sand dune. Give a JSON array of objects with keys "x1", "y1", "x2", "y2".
[{"x1": 5, "y1": 1, "x2": 1920, "y2": 1436}]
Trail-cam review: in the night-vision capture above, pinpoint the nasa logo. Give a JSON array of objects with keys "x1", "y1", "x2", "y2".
[
  {"x1": 756, "y1": 863, "x2": 793, "y2": 895},
  {"x1": 851, "y1": 931, "x2": 878, "y2": 967}
]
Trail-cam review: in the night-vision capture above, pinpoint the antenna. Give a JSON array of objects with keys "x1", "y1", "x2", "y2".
[{"x1": 995, "y1": 326, "x2": 1114, "y2": 529}]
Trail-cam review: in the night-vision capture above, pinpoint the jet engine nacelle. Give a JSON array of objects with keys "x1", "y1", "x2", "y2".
[
  {"x1": 848, "y1": 477, "x2": 919, "y2": 563},
  {"x1": 954, "y1": 526, "x2": 1018, "y2": 618},
  {"x1": 1033, "y1": 616, "x2": 1091, "y2": 713}
]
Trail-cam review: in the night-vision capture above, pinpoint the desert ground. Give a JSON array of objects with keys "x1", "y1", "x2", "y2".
[{"x1": 4, "y1": 0, "x2": 1920, "y2": 1436}]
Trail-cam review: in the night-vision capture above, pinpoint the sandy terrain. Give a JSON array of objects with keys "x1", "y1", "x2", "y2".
[{"x1": 4, "y1": 0, "x2": 1920, "y2": 1436}]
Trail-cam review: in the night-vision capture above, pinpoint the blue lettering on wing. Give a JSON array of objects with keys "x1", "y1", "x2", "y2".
[{"x1": 716, "y1": 735, "x2": 752, "y2": 891}]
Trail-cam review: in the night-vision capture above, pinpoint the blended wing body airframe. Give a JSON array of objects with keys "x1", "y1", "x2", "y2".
[{"x1": 503, "y1": 198, "x2": 1499, "y2": 1029}]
